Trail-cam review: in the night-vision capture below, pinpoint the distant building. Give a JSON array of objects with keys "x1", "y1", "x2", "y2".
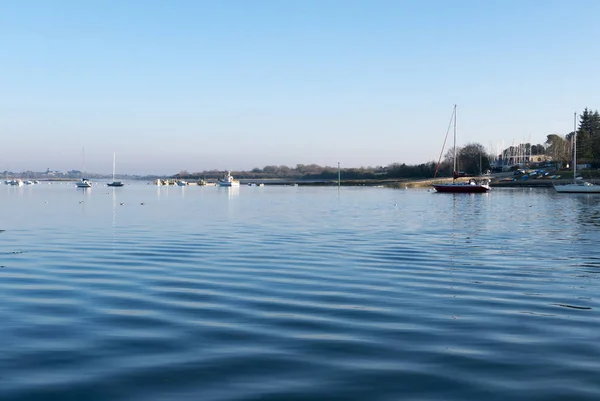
[{"x1": 529, "y1": 155, "x2": 552, "y2": 164}]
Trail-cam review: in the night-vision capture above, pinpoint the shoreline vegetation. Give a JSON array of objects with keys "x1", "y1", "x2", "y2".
[
  {"x1": 5, "y1": 164, "x2": 600, "y2": 188},
  {"x1": 5, "y1": 169, "x2": 600, "y2": 188},
  {"x1": 5, "y1": 108, "x2": 599, "y2": 187}
]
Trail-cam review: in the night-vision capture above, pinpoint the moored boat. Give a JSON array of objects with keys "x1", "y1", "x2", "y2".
[
  {"x1": 554, "y1": 113, "x2": 600, "y2": 194},
  {"x1": 554, "y1": 180, "x2": 600, "y2": 193},
  {"x1": 218, "y1": 171, "x2": 240, "y2": 187},
  {"x1": 7, "y1": 179, "x2": 24, "y2": 186},
  {"x1": 432, "y1": 105, "x2": 490, "y2": 194},
  {"x1": 433, "y1": 178, "x2": 491, "y2": 193},
  {"x1": 76, "y1": 178, "x2": 92, "y2": 188},
  {"x1": 107, "y1": 153, "x2": 124, "y2": 187}
]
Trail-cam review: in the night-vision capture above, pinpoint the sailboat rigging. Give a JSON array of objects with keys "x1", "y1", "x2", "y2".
[
  {"x1": 107, "y1": 152, "x2": 124, "y2": 187},
  {"x1": 75, "y1": 146, "x2": 92, "y2": 188},
  {"x1": 432, "y1": 105, "x2": 491, "y2": 193},
  {"x1": 553, "y1": 113, "x2": 600, "y2": 193}
]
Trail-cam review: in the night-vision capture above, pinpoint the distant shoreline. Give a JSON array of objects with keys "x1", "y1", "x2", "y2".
[{"x1": 6, "y1": 176, "x2": 598, "y2": 189}]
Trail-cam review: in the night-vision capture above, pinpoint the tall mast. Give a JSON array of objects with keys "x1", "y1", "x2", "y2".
[
  {"x1": 573, "y1": 112, "x2": 577, "y2": 182},
  {"x1": 112, "y1": 152, "x2": 116, "y2": 182},
  {"x1": 453, "y1": 104, "x2": 457, "y2": 181}
]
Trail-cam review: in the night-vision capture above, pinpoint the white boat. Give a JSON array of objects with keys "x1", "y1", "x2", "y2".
[
  {"x1": 218, "y1": 171, "x2": 240, "y2": 187},
  {"x1": 8, "y1": 179, "x2": 24, "y2": 186},
  {"x1": 177, "y1": 180, "x2": 188, "y2": 186},
  {"x1": 76, "y1": 178, "x2": 92, "y2": 188},
  {"x1": 555, "y1": 180, "x2": 600, "y2": 193},
  {"x1": 554, "y1": 113, "x2": 600, "y2": 193}
]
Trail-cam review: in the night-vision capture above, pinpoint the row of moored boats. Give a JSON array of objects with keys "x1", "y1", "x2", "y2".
[
  {"x1": 154, "y1": 171, "x2": 262, "y2": 187},
  {"x1": 4, "y1": 179, "x2": 40, "y2": 186}
]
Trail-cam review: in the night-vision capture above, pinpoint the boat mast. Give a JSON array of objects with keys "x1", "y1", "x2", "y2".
[
  {"x1": 573, "y1": 112, "x2": 577, "y2": 182},
  {"x1": 81, "y1": 146, "x2": 85, "y2": 179},
  {"x1": 112, "y1": 152, "x2": 116, "y2": 182},
  {"x1": 453, "y1": 104, "x2": 457, "y2": 182}
]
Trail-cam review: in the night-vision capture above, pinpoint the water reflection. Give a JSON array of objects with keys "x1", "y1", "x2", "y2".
[
  {"x1": 573, "y1": 195, "x2": 600, "y2": 227},
  {"x1": 156, "y1": 183, "x2": 170, "y2": 200},
  {"x1": 224, "y1": 185, "x2": 240, "y2": 200},
  {"x1": 2, "y1": 185, "x2": 600, "y2": 401},
  {"x1": 112, "y1": 188, "x2": 117, "y2": 250}
]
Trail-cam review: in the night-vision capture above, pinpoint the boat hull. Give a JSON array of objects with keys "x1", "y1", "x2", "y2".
[
  {"x1": 554, "y1": 183, "x2": 600, "y2": 193},
  {"x1": 218, "y1": 171, "x2": 239, "y2": 187},
  {"x1": 107, "y1": 182, "x2": 124, "y2": 187},
  {"x1": 433, "y1": 184, "x2": 490, "y2": 193},
  {"x1": 76, "y1": 179, "x2": 92, "y2": 188}
]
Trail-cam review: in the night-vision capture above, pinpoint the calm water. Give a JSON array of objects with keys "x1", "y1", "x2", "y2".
[{"x1": 1, "y1": 182, "x2": 600, "y2": 401}]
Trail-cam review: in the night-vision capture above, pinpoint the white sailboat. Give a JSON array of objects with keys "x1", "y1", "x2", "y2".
[
  {"x1": 76, "y1": 178, "x2": 92, "y2": 188},
  {"x1": 107, "y1": 152, "x2": 124, "y2": 187},
  {"x1": 554, "y1": 113, "x2": 600, "y2": 193}
]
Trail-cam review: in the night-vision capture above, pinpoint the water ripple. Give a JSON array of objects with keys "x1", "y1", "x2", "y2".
[{"x1": 1, "y1": 185, "x2": 599, "y2": 400}]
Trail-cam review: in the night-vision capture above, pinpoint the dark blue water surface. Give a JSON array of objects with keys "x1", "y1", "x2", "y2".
[{"x1": 1, "y1": 182, "x2": 599, "y2": 400}]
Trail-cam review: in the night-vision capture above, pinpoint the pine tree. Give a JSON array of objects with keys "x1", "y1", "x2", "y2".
[{"x1": 578, "y1": 108, "x2": 600, "y2": 162}]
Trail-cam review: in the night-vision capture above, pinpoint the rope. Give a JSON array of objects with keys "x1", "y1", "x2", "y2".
[{"x1": 433, "y1": 107, "x2": 456, "y2": 178}]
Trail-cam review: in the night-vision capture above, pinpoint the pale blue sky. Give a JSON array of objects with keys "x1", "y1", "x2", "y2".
[{"x1": 1, "y1": 0, "x2": 599, "y2": 175}]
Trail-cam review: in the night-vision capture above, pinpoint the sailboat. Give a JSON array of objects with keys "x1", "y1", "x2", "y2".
[
  {"x1": 75, "y1": 147, "x2": 92, "y2": 188},
  {"x1": 107, "y1": 152, "x2": 124, "y2": 187},
  {"x1": 554, "y1": 113, "x2": 600, "y2": 193},
  {"x1": 432, "y1": 105, "x2": 491, "y2": 193},
  {"x1": 75, "y1": 178, "x2": 92, "y2": 188}
]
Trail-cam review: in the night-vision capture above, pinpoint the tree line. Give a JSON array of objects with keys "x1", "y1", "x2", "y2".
[
  {"x1": 175, "y1": 162, "x2": 442, "y2": 181},
  {"x1": 545, "y1": 108, "x2": 600, "y2": 166},
  {"x1": 174, "y1": 107, "x2": 599, "y2": 180},
  {"x1": 175, "y1": 150, "x2": 487, "y2": 181}
]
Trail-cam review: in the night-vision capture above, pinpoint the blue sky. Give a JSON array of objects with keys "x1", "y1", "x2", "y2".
[{"x1": 2, "y1": 0, "x2": 599, "y2": 175}]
